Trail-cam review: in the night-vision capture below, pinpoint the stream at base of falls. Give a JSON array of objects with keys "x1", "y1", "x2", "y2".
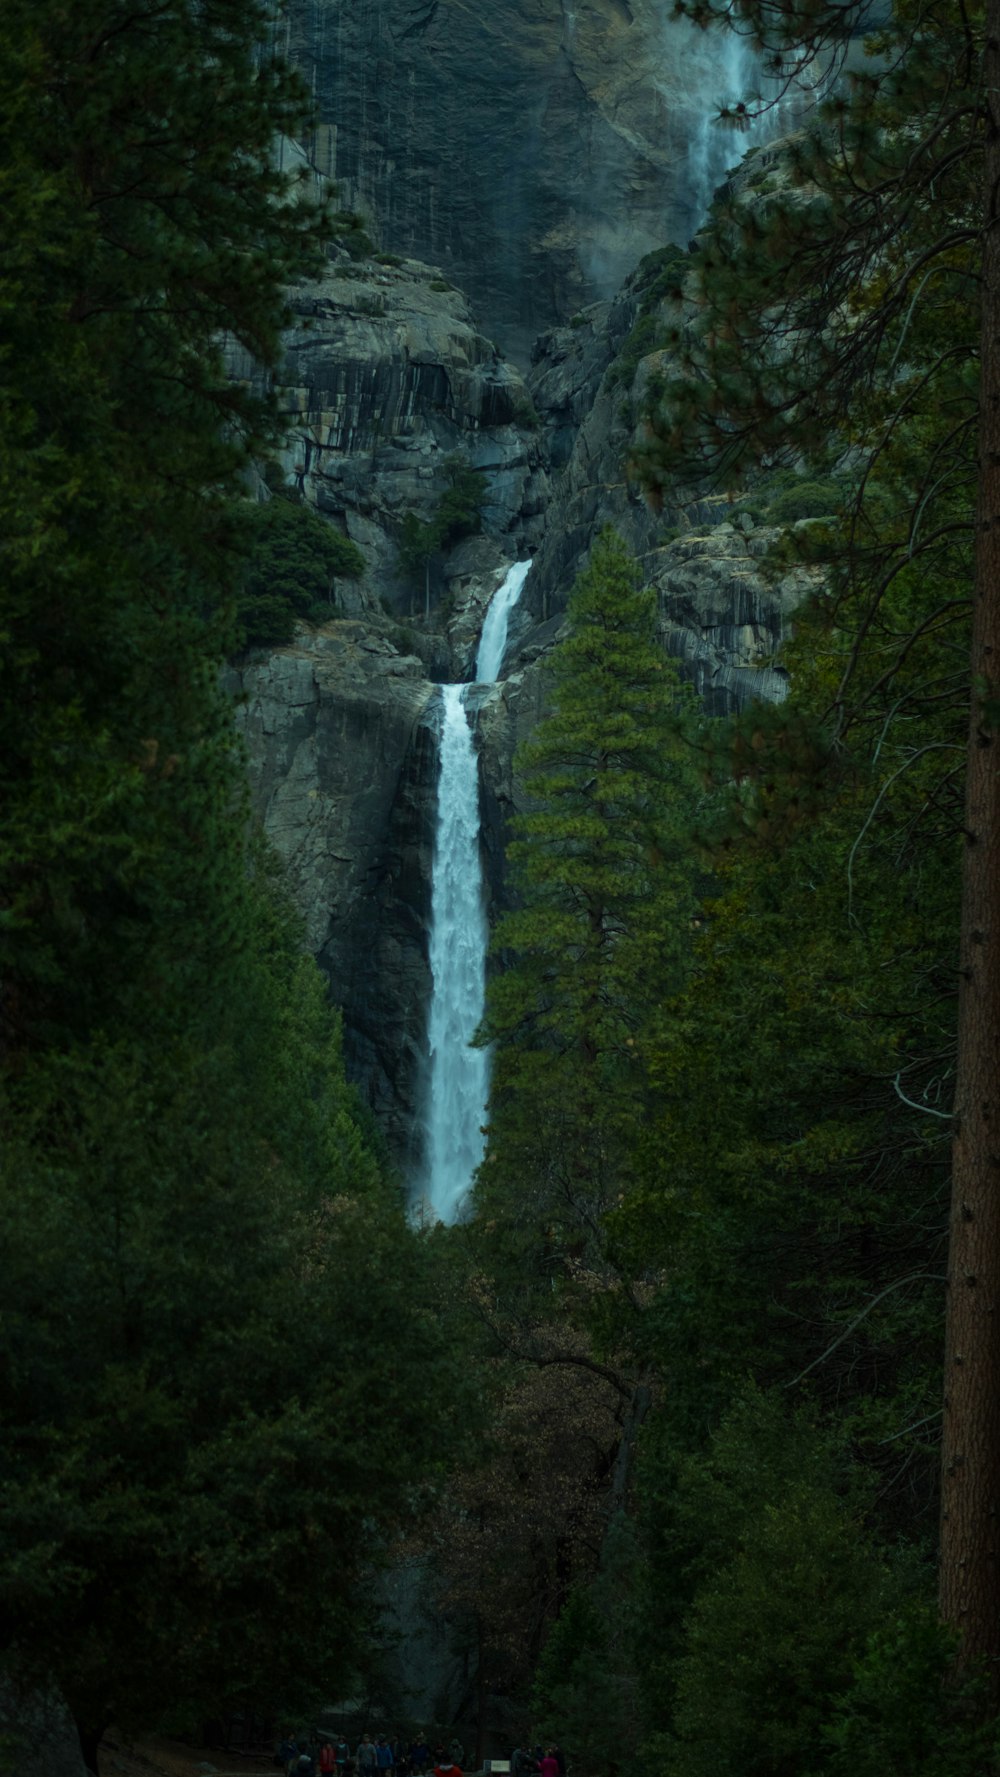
[{"x1": 417, "y1": 559, "x2": 533, "y2": 1225}]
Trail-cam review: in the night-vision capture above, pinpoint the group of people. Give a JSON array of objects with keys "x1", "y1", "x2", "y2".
[
  {"x1": 278, "y1": 1735, "x2": 466, "y2": 1777},
  {"x1": 279, "y1": 1732, "x2": 564, "y2": 1777},
  {"x1": 512, "y1": 1744, "x2": 565, "y2": 1777}
]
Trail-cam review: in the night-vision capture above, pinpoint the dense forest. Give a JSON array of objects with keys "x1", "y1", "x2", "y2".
[{"x1": 4, "y1": 0, "x2": 1000, "y2": 1774}]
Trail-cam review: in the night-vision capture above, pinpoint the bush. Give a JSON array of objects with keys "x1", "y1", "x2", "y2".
[
  {"x1": 635, "y1": 242, "x2": 690, "y2": 307},
  {"x1": 336, "y1": 210, "x2": 373, "y2": 261},
  {"x1": 397, "y1": 456, "x2": 484, "y2": 606},
  {"x1": 234, "y1": 497, "x2": 364, "y2": 649},
  {"x1": 435, "y1": 455, "x2": 485, "y2": 546},
  {"x1": 608, "y1": 309, "x2": 665, "y2": 390},
  {"x1": 511, "y1": 391, "x2": 541, "y2": 430},
  {"x1": 765, "y1": 478, "x2": 843, "y2": 523}
]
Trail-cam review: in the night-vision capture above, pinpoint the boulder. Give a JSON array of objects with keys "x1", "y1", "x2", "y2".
[{"x1": 0, "y1": 1679, "x2": 87, "y2": 1777}]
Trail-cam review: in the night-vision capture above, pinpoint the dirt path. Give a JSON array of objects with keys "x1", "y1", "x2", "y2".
[{"x1": 98, "y1": 1733, "x2": 272, "y2": 1777}]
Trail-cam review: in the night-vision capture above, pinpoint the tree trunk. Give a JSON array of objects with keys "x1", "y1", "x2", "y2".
[
  {"x1": 607, "y1": 1382, "x2": 651, "y2": 1521},
  {"x1": 939, "y1": 0, "x2": 1000, "y2": 1702}
]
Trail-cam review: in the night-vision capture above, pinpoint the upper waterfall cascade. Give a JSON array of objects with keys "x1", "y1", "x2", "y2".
[
  {"x1": 680, "y1": 19, "x2": 800, "y2": 227},
  {"x1": 420, "y1": 560, "x2": 533, "y2": 1224},
  {"x1": 475, "y1": 558, "x2": 533, "y2": 684}
]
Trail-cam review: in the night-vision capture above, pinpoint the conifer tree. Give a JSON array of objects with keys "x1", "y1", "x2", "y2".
[
  {"x1": 0, "y1": 0, "x2": 475, "y2": 1747},
  {"x1": 637, "y1": 0, "x2": 1000, "y2": 1693},
  {"x1": 476, "y1": 530, "x2": 699, "y2": 1297}
]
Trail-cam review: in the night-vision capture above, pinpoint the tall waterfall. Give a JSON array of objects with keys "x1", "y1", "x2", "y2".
[
  {"x1": 420, "y1": 559, "x2": 532, "y2": 1224},
  {"x1": 681, "y1": 21, "x2": 794, "y2": 227}
]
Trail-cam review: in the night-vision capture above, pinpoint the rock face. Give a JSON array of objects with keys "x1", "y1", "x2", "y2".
[
  {"x1": 282, "y1": 0, "x2": 764, "y2": 360},
  {"x1": 251, "y1": 253, "x2": 549, "y2": 633},
  {"x1": 232, "y1": 610, "x2": 554, "y2": 1172},
  {"x1": 232, "y1": 626, "x2": 438, "y2": 1160},
  {"x1": 515, "y1": 250, "x2": 805, "y2": 715}
]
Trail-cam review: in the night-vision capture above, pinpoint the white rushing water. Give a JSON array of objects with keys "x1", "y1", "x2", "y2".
[
  {"x1": 422, "y1": 681, "x2": 491, "y2": 1226},
  {"x1": 475, "y1": 557, "x2": 533, "y2": 683},
  {"x1": 421, "y1": 559, "x2": 532, "y2": 1224},
  {"x1": 679, "y1": 20, "x2": 793, "y2": 228}
]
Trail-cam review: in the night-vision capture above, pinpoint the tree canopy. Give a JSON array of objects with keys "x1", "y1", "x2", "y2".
[{"x1": 0, "y1": 0, "x2": 470, "y2": 1751}]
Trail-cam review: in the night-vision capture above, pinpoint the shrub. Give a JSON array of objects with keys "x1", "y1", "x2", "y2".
[
  {"x1": 336, "y1": 210, "x2": 373, "y2": 261},
  {"x1": 765, "y1": 478, "x2": 843, "y2": 523},
  {"x1": 234, "y1": 497, "x2": 364, "y2": 649},
  {"x1": 511, "y1": 391, "x2": 541, "y2": 430}
]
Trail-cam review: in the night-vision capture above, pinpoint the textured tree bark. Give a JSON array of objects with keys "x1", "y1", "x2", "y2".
[{"x1": 939, "y1": 0, "x2": 1000, "y2": 1702}]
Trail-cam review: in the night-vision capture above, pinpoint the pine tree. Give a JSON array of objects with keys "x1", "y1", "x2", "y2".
[
  {"x1": 0, "y1": 0, "x2": 477, "y2": 1745},
  {"x1": 636, "y1": 0, "x2": 1000, "y2": 1690},
  {"x1": 475, "y1": 530, "x2": 699, "y2": 1298}
]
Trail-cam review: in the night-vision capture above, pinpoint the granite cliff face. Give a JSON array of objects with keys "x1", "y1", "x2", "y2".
[
  {"x1": 229, "y1": 250, "x2": 548, "y2": 640},
  {"x1": 281, "y1": 0, "x2": 768, "y2": 360},
  {"x1": 232, "y1": 627, "x2": 435, "y2": 1159}
]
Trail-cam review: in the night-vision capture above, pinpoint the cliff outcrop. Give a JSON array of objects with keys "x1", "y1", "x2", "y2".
[
  {"x1": 282, "y1": 0, "x2": 759, "y2": 360},
  {"x1": 232, "y1": 614, "x2": 549, "y2": 1164},
  {"x1": 228, "y1": 250, "x2": 548, "y2": 643},
  {"x1": 232, "y1": 627, "x2": 437, "y2": 1157}
]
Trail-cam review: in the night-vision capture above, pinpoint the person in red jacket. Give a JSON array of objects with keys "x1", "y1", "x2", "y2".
[
  {"x1": 319, "y1": 1746, "x2": 336, "y2": 1777},
  {"x1": 538, "y1": 1752, "x2": 558, "y2": 1777},
  {"x1": 432, "y1": 1757, "x2": 461, "y2": 1777}
]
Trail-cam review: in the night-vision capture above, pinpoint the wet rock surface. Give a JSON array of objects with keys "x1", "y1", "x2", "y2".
[
  {"x1": 282, "y1": 0, "x2": 744, "y2": 360},
  {"x1": 235, "y1": 254, "x2": 549, "y2": 623},
  {"x1": 231, "y1": 627, "x2": 438, "y2": 1160}
]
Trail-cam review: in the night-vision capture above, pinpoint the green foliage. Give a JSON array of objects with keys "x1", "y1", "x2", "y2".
[
  {"x1": 823, "y1": 1608, "x2": 1000, "y2": 1777},
  {"x1": 607, "y1": 311, "x2": 666, "y2": 391},
  {"x1": 474, "y1": 530, "x2": 701, "y2": 1308},
  {"x1": 337, "y1": 212, "x2": 374, "y2": 261},
  {"x1": 397, "y1": 455, "x2": 485, "y2": 597},
  {"x1": 608, "y1": 245, "x2": 690, "y2": 391},
  {"x1": 0, "y1": 0, "x2": 472, "y2": 1743},
  {"x1": 436, "y1": 455, "x2": 485, "y2": 545},
  {"x1": 636, "y1": 1390, "x2": 933, "y2": 1777},
  {"x1": 511, "y1": 391, "x2": 541, "y2": 430},
  {"x1": 532, "y1": 1519, "x2": 643, "y2": 1772},
  {"x1": 0, "y1": 865, "x2": 473, "y2": 1732},
  {"x1": 633, "y1": 243, "x2": 690, "y2": 309},
  {"x1": 763, "y1": 477, "x2": 843, "y2": 523},
  {"x1": 234, "y1": 497, "x2": 365, "y2": 649},
  {"x1": 533, "y1": 1592, "x2": 622, "y2": 1767}
]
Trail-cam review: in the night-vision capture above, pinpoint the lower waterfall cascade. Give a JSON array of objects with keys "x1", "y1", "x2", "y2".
[{"x1": 419, "y1": 559, "x2": 533, "y2": 1224}]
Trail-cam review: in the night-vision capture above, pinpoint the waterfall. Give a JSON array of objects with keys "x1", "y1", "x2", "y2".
[
  {"x1": 420, "y1": 559, "x2": 532, "y2": 1224},
  {"x1": 679, "y1": 20, "x2": 793, "y2": 228},
  {"x1": 421, "y1": 682, "x2": 491, "y2": 1226},
  {"x1": 475, "y1": 557, "x2": 533, "y2": 683}
]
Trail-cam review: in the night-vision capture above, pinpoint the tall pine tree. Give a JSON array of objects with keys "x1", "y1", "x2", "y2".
[{"x1": 476, "y1": 530, "x2": 700, "y2": 1304}]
